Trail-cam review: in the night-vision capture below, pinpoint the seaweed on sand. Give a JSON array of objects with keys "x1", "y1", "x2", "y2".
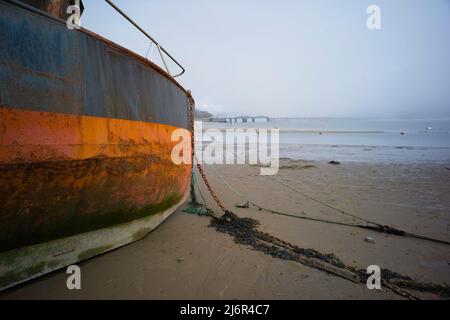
[{"x1": 208, "y1": 211, "x2": 450, "y2": 299}]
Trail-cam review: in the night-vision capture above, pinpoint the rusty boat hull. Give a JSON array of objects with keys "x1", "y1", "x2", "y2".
[{"x1": 0, "y1": 0, "x2": 192, "y2": 290}]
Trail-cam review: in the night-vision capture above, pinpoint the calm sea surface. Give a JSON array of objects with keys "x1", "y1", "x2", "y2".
[{"x1": 202, "y1": 118, "x2": 450, "y2": 164}]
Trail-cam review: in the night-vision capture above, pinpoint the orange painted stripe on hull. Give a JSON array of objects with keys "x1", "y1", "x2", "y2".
[
  {"x1": 0, "y1": 107, "x2": 192, "y2": 252},
  {"x1": 0, "y1": 107, "x2": 191, "y2": 164}
]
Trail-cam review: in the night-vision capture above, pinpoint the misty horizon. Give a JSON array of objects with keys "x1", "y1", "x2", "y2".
[
  {"x1": 197, "y1": 111, "x2": 450, "y2": 121},
  {"x1": 1, "y1": 0, "x2": 450, "y2": 302},
  {"x1": 83, "y1": 0, "x2": 450, "y2": 119}
]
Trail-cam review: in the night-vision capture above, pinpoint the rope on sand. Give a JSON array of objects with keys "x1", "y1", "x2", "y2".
[
  {"x1": 185, "y1": 164, "x2": 450, "y2": 300},
  {"x1": 183, "y1": 171, "x2": 213, "y2": 217},
  {"x1": 186, "y1": 94, "x2": 450, "y2": 299},
  {"x1": 205, "y1": 164, "x2": 450, "y2": 246},
  {"x1": 194, "y1": 123, "x2": 450, "y2": 247}
]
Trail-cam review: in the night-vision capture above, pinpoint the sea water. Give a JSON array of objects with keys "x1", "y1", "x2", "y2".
[{"x1": 202, "y1": 118, "x2": 450, "y2": 164}]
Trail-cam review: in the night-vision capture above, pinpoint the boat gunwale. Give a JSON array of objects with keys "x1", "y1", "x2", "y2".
[{"x1": 2, "y1": 0, "x2": 190, "y2": 95}]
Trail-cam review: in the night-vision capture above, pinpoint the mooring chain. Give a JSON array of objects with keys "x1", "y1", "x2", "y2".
[
  {"x1": 196, "y1": 165, "x2": 227, "y2": 212},
  {"x1": 184, "y1": 91, "x2": 439, "y2": 300},
  {"x1": 257, "y1": 226, "x2": 423, "y2": 299},
  {"x1": 190, "y1": 169, "x2": 426, "y2": 300},
  {"x1": 187, "y1": 91, "x2": 227, "y2": 212},
  {"x1": 187, "y1": 90, "x2": 196, "y2": 163}
]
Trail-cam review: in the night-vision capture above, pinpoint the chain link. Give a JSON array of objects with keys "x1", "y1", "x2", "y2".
[
  {"x1": 184, "y1": 91, "x2": 421, "y2": 300},
  {"x1": 186, "y1": 91, "x2": 227, "y2": 212}
]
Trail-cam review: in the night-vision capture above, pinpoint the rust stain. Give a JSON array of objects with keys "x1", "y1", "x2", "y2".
[
  {"x1": 46, "y1": 0, "x2": 61, "y2": 17},
  {"x1": 0, "y1": 106, "x2": 191, "y2": 252},
  {"x1": 0, "y1": 107, "x2": 192, "y2": 164},
  {"x1": 80, "y1": 28, "x2": 188, "y2": 95}
]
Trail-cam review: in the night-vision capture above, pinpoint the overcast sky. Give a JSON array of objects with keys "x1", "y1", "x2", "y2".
[{"x1": 82, "y1": 0, "x2": 450, "y2": 118}]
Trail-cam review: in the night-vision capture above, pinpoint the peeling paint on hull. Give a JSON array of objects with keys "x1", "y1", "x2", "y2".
[{"x1": 0, "y1": 1, "x2": 192, "y2": 290}]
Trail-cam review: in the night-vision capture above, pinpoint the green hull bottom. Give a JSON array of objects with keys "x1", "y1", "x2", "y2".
[{"x1": 0, "y1": 192, "x2": 188, "y2": 291}]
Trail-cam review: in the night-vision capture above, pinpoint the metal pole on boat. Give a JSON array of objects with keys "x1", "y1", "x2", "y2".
[{"x1": 104, "y1": 0, "x2": 185, "y2": 77}]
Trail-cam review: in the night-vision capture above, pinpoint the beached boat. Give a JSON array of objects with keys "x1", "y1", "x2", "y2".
[{"x1": 0, "y1": 0, "x2": 192, "y2": 290}]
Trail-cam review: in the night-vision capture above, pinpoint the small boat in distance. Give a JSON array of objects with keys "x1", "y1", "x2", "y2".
[{"x1": 0, "y1": 0, "x2": 192, "y2": 290}]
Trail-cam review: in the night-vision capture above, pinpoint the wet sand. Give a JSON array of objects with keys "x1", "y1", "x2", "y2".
[{"x1": 1, "y1": 160, "x2": 450, "y2": 299}]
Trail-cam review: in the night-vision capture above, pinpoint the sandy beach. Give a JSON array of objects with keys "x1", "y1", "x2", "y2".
[{"x1": 1, "y1": 159, "x2": 450, "y2": 300}]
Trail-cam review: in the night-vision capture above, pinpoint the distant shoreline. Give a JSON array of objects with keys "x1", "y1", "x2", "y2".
[{"x1": 202, "y1": 128, "x2": 385, "y2": 134}]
